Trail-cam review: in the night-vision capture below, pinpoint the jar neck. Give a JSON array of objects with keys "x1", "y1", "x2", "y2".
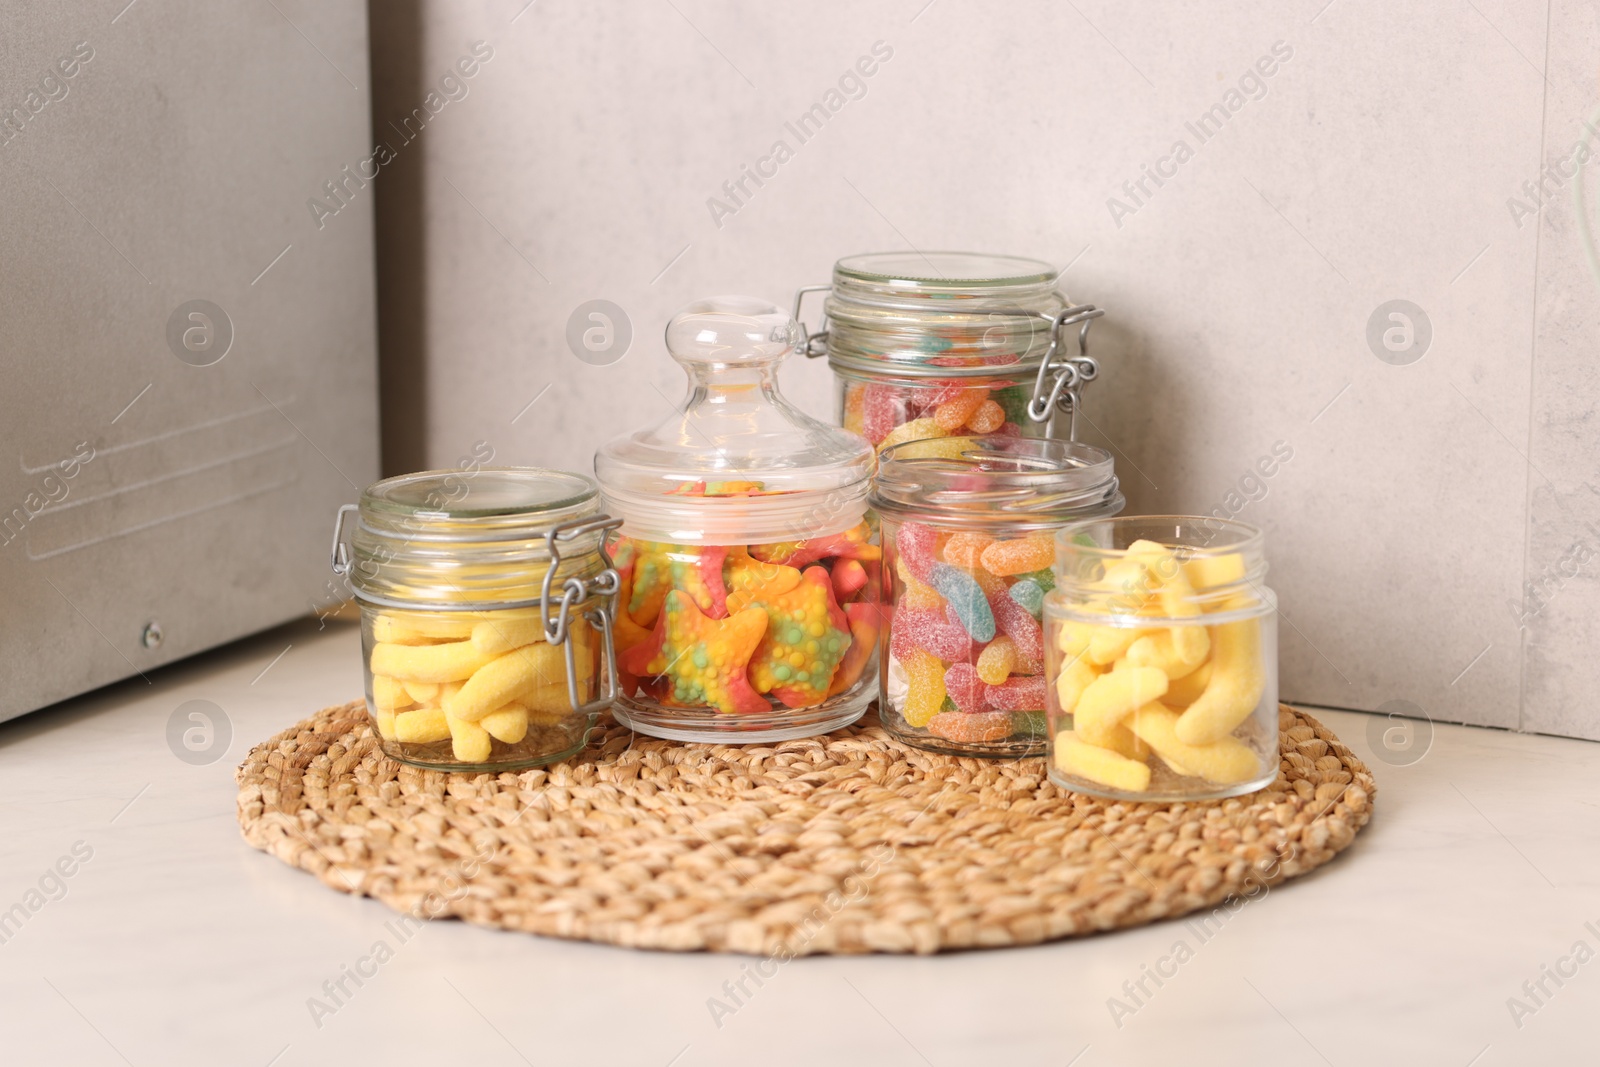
[{"x1": 1050, "y1": 516, "x2": 1271, "y2": 621}]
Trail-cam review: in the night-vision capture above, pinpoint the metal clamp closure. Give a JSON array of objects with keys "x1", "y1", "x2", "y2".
[
  {"x1": 541, "y1": 515, "x2": 626, "y2": 715},
  {"x1": 1027, "y1": 304, "x2": 1104, "y2": 438},
  {"x1": 792, "y1": 284, "x2": 831, "y2": 358},
  {"x1": 329, "y1": 503, "x2": 358, "y2": 575}
]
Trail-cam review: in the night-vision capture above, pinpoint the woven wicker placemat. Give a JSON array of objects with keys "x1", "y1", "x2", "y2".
[{"x1": 236, "y1": 703, "x2": 1374, "y2": 955}]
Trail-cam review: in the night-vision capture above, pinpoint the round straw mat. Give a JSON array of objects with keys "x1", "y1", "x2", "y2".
[{"x1": 236, "y1": 702, "x2": 1374, "y2": 955}]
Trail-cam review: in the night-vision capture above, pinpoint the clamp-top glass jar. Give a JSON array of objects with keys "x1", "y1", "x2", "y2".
[
  {"x1": 595, "y1": 296, "x2": 880, "y2": 743},
  {"x1": 331, "y1": 468, "x2": 621, "y2": 772},
  {"x1": 794, "y1": 251, "x2": 1104, "y2": 452},
  {"x1": 871, "y1": 435, "x2": 1123, "y2": 757}
]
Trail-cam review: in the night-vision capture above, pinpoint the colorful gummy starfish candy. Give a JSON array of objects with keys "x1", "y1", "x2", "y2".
[
  {"x1": 742, "y1": 566, "x2": 853, "y2": 708},
  {"x1": 618, "y1": 590, "x2": 768, "y2": 714},
  {"x1": 624, "y1": 539, "x2": 730, "y2": 624},
  {"x1": 748, "y1": 520, "x2": 882, "y2": 568}
]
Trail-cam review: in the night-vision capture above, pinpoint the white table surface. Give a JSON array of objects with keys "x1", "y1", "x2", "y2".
[{"x1": 2, "y1": 615, "x2": 1595, "y2": 1066}]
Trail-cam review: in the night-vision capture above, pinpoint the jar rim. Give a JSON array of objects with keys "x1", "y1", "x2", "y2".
[
  {"x1": 1054, "y1": 515, "x2": 1265, "y2": 559},
  {"x1": 835, "y1": 251, "x2": 1059, "y2": 292},
  {"x1": 869, "y1": 435, "x2": 1123, "y2": 527}
]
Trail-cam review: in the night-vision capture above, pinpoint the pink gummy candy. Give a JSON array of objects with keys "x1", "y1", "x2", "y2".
[
  {"x1": 944, "y1": 663, "x2": 987, "y2": 713},
  {"x1": 985, "y1": 674, "x2": 1046, "y2": 711},
  {"x1": 989, "y1": 587, "x2": 1044, "y2": 662},
  {"x1": 891, "y1": 606, "x2": 974, "y2": 664},
  {"x1": 862, "y1": 385, "x2": 900, "y2": 446},
  {"x1": 895, "y1": 521, "x2": 937, "y2": 584},
  {"x1": 995, "y1": 421, "x2": 1022, "y2": 438}
]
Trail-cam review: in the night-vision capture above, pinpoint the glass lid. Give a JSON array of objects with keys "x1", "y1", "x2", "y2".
[
  {"x1": 595, "y1": 297, "x2": 875, "y2": 544},
  {"x1": 834, "y1": 251, "x2": 1058, "y2": 293}
]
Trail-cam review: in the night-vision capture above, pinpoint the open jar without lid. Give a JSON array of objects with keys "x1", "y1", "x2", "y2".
[
  {"x1": 1044, "y1": 516, "x2": 1279, "y2": 802},
  {"x1": 794, "y1": 251, "x2": 1104, "y2": 452},
  {"x1": 594, "y1": 296, "x2": 881, "y2": 743},
  {"x1": 870, "y1": 436, "x2": 1123, "y2": 758},
  {"x1": 331, "y1": 467, "x2": 620, "y2": 772}
]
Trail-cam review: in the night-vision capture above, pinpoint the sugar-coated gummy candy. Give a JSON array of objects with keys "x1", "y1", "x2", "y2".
[
  {"x1": 1174, "y1": 619, "x2": 1265, "y2": 745},
  {"x1": 967, "y1": 399, "x2": 1006, "y2": 433},
  {"x1": 1011, "y1": 710, "x2": 1048, "y2": 738},
  {"x1": 975, "y1": 634, "x2": 1018, "y2": 685},
  {"x1": 933, "y1": 388, "x2": 988, "y2": 432},
  {"x1": 832, "y1": 559, "x2": 868, "y2": 602},
  {"x1": 863, "y1": 384, "x2": 899, "y2": 445},
  {"x1": 943, "y1": 662, "x2": 987, "y2": 713},
  {"x1": 995, "y1": 421, "x2": 1022, "y2": 437},
  {"x1": 980, "y1": 537, "x2": 1054, "y2": 576},
  {"x1": 1054, "y1": 655, "x2": 1098, "y2": 712},
  {"x1": 878, "y1": 417, "x2": 944, "y2": 453},
  {"x1": 900, "y1": 650, "x2": 946, "y2": 728},
  {"x1": 985, "y1": 674, "x2": 1045, "y2": 711},
  {"x1": 890, "y1": 606, "x2": 975, "y2": 664},
  {"x1": 942, "y1": 531, "x2": 995, "y2": 569},
  {"x1": 1163, "y1": 659, "x2": 1212, "y2": 706},
  {"x1": 1020, "y1": 567, "x2": 1055, "y2": 593},
  {"x1": 929, "y1": 563, "x2": 996, "y2": 642},
  {"x1": 1073, "y1": 667, "x2": 1168, "y2": 746},
  {"x1": 1008, "y1": 578, "x2": 1044, "y2": 618},
  {"x1": 895, "y1": 522, "x2": 938, "y2": 584},
  {"x1": 927, "y1": 710, "x2": 1014, "y2": 744},
  {"x1": 989, "y1": 588, "x2": 1043, "y2": 662},
  {"x1": 1054, "y1": 730, "x2": 1152, "y2": 792},
  {"x1": 1128, "y1": 703, "x2": 1259, "y2": 785}
]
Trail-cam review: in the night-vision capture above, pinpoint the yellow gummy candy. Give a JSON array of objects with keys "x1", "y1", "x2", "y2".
[
  {"x1": 1056, "y1": 620, "x2": 1092, "y2": 658},
  {"x1": 1128, "y1": 703, "x2": 1260, "y2": 785},
  {"x1": 444, "y1": 641, "x2": 568, "y2": 722},
  {"x1": 1087, "y1": 624, "x2": 1149, "y2": 666},
  {"x1": 977, "y1": 635, "x2": 1019, "y2": 685},
  {"x1": 372, "y1": 708, "x2": 397, "y2": 740},
  {"x1": 1175, "y1": 619, "x2": 1266, "y2": 745},
  {"x1": 372, "y1": 613, "x2": 477, "y2": 644},
  {"x1": 372, "y1": 674, "x2": 413, "y2": 712},
  {"x1": 1073, "y1": 666, "x2": 1168, "y2": 746},
  {"x1": 480, "y1": 704, "x2": 530, "y2": 744},
  {"x1": 877, "y1": 417, "x2": 945, "y2": 453},
  {"x1": 470, "y1": 615, "x2": 551, "y2": 657},
  {"x1": 370, "y1": 640, "x2": 493, "y2": 683},
  {"x1": 1053, "y1": 655, "x2": 1099, "y2": 712},
  {"x1": 1126, "y1": 623, "x2": 1210, "y2": 679},
  {"x1": 1163, "y1": 659, "x2": 1213, "y2": 707},
  {"x1": 900, "y1": 649, "x2": 946, "y2": 728},
  {"x1": 1054, "y1": 731, "x2": 1151, "y2": 793},
  {"x1": 446, "y1": 710, "x2": 493, "y2": 763},
  {"x1": 394, "y1": 707, "x2": 451, "y2": 743},
  {"x1": 895, "y1": 555, "x2": 944, "y2": 610},
  {"x1": 893, "y1": 435, "x2": 973, "y2": 461},
  {"x1": 403, "y1": 680, "x2": 438, "y2": 704}
]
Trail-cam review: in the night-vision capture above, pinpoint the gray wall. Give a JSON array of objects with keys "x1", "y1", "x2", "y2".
[{"x1": 368, "y1": 0, "x2": 1600, "y2": 739}]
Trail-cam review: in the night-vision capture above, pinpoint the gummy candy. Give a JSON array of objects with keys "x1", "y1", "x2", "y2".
[
  {"x1": 985, "y1": 674, "x2": 1045, "y2": 711},
  {"x1": 748, "y1": 521, "x2": 881, "y2": 568},
  {"x1": 832, "y1": 559, "x2": 868, "y2": 602},
  {"x1": 1020, "y1": 567, "x2": 1055, "y2": 593},
  {"x1": 895, "y1": 556, "x2": 944, "y2": 610},
  {"x1": 932, "y1": 387, "x2": 987, "y2": 432},
  {"x1": 895, "y1": 522, "x2": 938, "y2": 584},
  {"x1": 943, "y1": 662, "x2": 987, "y2": 713},
  {"x1": 878, "y1": 417, "x2": 945, "y2": 453},
  {"x1": 980, "y1": 536, "x2": 1054, "y2": 577},
  {"x1": 626, "y1": 541, "x2": 731, "y2": 624},
  {"x1": 725, "y1": 551, "x2": 803, "y2": 606},
  {"x1": 926, "y1": 710, "x2": 1013, "y2": 744},
  {"x1": 988, "y1": 584, "x2": 1043, "y2": 661},
  {"x1": 967, "y1": 399, "x2": 1006, "y2": 433},
  {"x1": 942, "y1": 531, "x2": 995, "y2": 569},
  {"x1": 619, "y1": 591, "x2": 769, "y2": 715},
  {"x1": 929, "y1": 563, "x2": 996, "y2": 642},
  {"x1": 1008, "y1": 578, "x2": 1044, "y2": 618},
  {"x1": 744, "y1": 567, "x2": 853, "y2": 708},
  {"x1": 900, "y1": 649, "x2": 946, "y2": 727},
  {"x1": 863, "y1": 384, "x2": 899, "y2": 446},
  {"x1": 891, "y1": 606, "x2": 975, "y2": 664},
  {"x1": 828, "y1": 601, "x2": 881, "y2": 697},
  {"x1": 975, "y1": 634, "x2": 1019, "y2": 685}
]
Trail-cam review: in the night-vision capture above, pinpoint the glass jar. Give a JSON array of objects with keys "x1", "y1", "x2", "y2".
[
  {"x1": 330, "y1": 468, "x2": 621, "y2": 772},
  {"x1": 1045, "y1": 516, "x2": 1279, "y2": 801},
  {"x1": 595, "y1": 296, "x2": 880, "y2": 743},
  {"x1": 871, "y1": 435, "x2": 1124, "y2": 757},
  {"x1": 794, "y1": 251, "x2": 1105, "y2": 452}
]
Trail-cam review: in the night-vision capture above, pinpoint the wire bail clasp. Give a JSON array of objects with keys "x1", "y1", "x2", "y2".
[
  {"x1": 1027, "y1": 304, "x2": 1104, "y2": 439},
  {"x1": 540, "y1": 515, "x2": 626, "y2": 715}
]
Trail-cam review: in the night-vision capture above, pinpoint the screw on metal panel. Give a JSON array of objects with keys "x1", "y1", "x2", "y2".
[{"x1": 141, "y1": 621, "x2": 163, "y2": 649}]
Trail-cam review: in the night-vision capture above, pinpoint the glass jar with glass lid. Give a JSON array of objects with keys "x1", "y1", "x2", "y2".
[
  {"x1": 871, "y1": 435, "x2": 1123, "y2": 757},
  {"x1": 595, "y1": 296, "x2": 881, "y2": 743},
  {"x1": 793, "y1": 251, "x2": 1104, "y2": 452},
  {"x1": 330, "y1": 467, "x2": 621, "y2": 772}
]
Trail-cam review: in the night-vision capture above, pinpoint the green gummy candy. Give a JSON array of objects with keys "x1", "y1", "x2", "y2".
[
  {"x1": 1011, "y1": 711, "x2": 1048, "y2": 737},
  {"x1": 1021, "y1": 567, "x2": 1056, "y2": 592}
]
